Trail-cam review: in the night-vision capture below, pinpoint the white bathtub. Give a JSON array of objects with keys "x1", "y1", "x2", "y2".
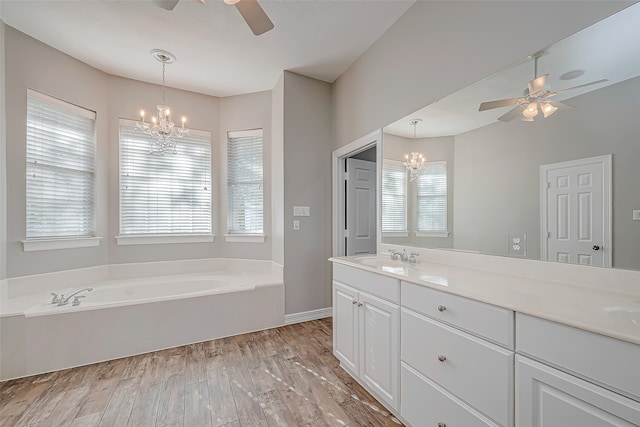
[{"x1": 0, "y1": 259, "x2": 284, "y2": 381}]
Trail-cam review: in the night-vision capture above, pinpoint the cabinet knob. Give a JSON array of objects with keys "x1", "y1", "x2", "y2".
[
  {"x1": 352, "y1": 300, "x2": 357, "y2": 305},
  {"x1": 437, "y1": 305, "x2": 447, "y2": 312},
  {"x1": 437, "y1": 355, "x2": 447, "y2": 362},
  {"x1": 358, "y1": 303, "x2": 363, "y2": 307},
  {"x1": 438, "y1": 423, "x2": 446, "y2": 427}
]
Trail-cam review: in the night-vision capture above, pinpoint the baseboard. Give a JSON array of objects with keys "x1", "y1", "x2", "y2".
[{"x1": 284, "y1": 307, "x2": 332, "y2": 325}]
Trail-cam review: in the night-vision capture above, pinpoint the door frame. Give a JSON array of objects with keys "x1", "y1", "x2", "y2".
[
  {"x1": 332, "y1": 129, "x2": 382, "y2": 257},
  {"x1": 540, "y1": 154, "x2": 612, "y2": 266}
]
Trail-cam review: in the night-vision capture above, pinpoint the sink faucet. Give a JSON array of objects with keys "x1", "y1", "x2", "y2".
[
  {"x1": 51, "y1": 288, "x2": 93, "y2": 306},
  {"x1": 389, "y1": 249, "x2": 402, "y2": 261},
  {"x1": 408, "y1": 252, "x2": 420, "y2": 265},
  {"x1": 388, "y1": 249, "x2": 419, "y2": 265}
]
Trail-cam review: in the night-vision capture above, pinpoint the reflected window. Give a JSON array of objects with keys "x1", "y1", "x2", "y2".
[
  {"x1": 417, "y1": 161, "x2": 447, "y2": 234},
  {"x1": 381, "y1": 160, "x2": 407, "y2": 235}
]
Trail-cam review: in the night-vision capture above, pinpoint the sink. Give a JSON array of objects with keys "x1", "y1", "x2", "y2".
[
  {"x1": 603, "y1": 307, "x2": 640, "y2": 326},
  {"x1": 354, "y1": 256, "x2": 404, "y2": 268}
]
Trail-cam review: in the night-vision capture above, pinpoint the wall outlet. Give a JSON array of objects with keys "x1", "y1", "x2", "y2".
[
  {"x1": 293, "y1": 206, "x2": 310, "y2": 217},
  {"x1": 633, "y1": 210, "x2": 640, "y2": 221},
  {"x1": 508, "y1": 233, "x2": 527, "y2": 257},
  {"x1": 293, "y1": 220, "x2": 300, "y2": 231}
]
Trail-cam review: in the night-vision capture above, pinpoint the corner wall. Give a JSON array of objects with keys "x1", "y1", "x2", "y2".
[
  {"x1": 283, "y1": 71, "x2": 332, "y2": 315},
  {"x1": 0, "y1": 21, "x2": 6, "y2": 280}
]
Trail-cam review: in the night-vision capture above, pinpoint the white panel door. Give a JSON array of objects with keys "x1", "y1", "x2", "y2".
[
  {"x1": 541, "y1": 155, "x2": 611, "y2": 267},
  {"x1": 359, "y1": 291, "x2": 400, "y2": 410},
  {"x1": 517, "y1": 356, "x2": 640, "y2": 427},
  {"x1": 346, "y1": 158, "x2": 376, "y2": 255},
  {"x1": 333, "y1": 281, "x2": 359, "y2": 373}
]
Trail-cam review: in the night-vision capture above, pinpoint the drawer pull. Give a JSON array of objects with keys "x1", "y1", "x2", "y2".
[
  {"x1": 437, "y1": 305, "x2": 447, "y2": 312},
  {"x1": 437, "y1": 423, "x2": 446, "y2": 427},
  {"x1": 437, "y1": 355, "x2": 447, "y2": 362},
  {"x1": 352, "y1": 300, "x2": 357, "y2": 305},
  {"x1": 357, "y1": 303, "x2": 363, "y2": 307}
]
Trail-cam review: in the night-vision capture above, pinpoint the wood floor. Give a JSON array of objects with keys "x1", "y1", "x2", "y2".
[{"x1": 0, "y1": 318, "x2": 403, "y2": 427}]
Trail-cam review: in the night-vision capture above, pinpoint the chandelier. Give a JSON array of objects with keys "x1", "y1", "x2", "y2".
[
  {"x1": 405, "y1": 119, "x2": 425, "y2": 181},
  {"x1": 137, "y1": 49, "x2": 189, "y2": 155}
]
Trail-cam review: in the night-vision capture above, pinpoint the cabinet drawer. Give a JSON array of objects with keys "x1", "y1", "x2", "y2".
[
  {"x1": 333, "y1": 263, "x2": 399, "y2": 303},
  {"x1": 401, "y1": 363, "x2": 500, "y2": 427},
  {"x1": 517, "y1": 355, "x2": 640, "y2": 426},
  {"x1": 517, "y1": 313, "x2": 640, "y2": 401},
  {"x1": 402, "y1": 309, "x2": 514, "y2": 426},
  {"x1": 402, "y1": 281, "x2": 514, "y2": 348}
]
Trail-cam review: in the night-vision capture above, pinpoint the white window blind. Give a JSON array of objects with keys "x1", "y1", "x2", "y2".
[
  {"x1": 417, "y1": 161, "x2": 447, "y2": 233},
  {"x1": 227, "y1": 129, "x2": 263, "y2": 234},
  {"x1": 26, "y1": 89, "x2": 96, "y2": 239},
  {"x1": 119, "y1": 120, "x2": 211, "y2": 235},
  {"x1": 381, "y1": 160, "x2": 407, "y2": 233}
]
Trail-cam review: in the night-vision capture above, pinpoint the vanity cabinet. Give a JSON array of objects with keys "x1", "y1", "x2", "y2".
[
  {"x1": 516, "y1": 313, "x2": 640, "y2": 426},
  {"x1": 332, "y1": 264, "x2": 400, "y2": 411},
  {"x1": 400, "y1": 281, "x2": 515, "y2": 427}
]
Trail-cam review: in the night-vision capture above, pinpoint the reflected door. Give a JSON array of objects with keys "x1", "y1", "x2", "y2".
[
  {"x1": 346, "y1": 158, "x2": 377, "y2": 255},
  {"x1": 541, "y1": 155, "x2": 611, "y2": 267}
]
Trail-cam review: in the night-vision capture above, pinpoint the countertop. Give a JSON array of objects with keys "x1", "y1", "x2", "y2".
[{"x1": 329, "y1": 255, "x2": 640, "y2": 346}]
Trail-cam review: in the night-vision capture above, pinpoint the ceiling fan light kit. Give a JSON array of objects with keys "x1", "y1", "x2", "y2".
[{"x1": 479, "y1": 54, "x2": 607, "y2": 123}]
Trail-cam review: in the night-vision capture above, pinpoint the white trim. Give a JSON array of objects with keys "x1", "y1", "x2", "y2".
[
  {"x1": 224, "y1": 234, "x2": 266, "y2": 243},
  {"x1": 540, "y1": 154, "x2": 612, "y2": 267},
  {"x1": 228, "y1": 128, "x2": 263, "y2": 139},
  {"x1": 115, "y1": 234, "x2": 214, "y2": 245},
  {"x1": 22, "y1": 237, "x2": 102, "y2": 252},
  {"x1": 383, "y1": 232, "x2": 409, "y2": 238},
  {"x1": 416, "y1": 231, "x2": 450, "y2": 238},
  {"x1": 284, "y1": 307, "x2": 332, "y2": 325},
  {"x1": 332, "y1": 129, "x2": 382, "y2": 257},
  {"x1": 27, "y1": 88, "x2": 96, "y2": 120}
]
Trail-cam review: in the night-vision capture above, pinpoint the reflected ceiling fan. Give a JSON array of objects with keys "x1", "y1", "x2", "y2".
[
  {"x1": 154, "y1": 0, "x2": 274, "y2": 36},
  {"x1": 479, "y1": 54, "x2": 608, "y2": 122}
]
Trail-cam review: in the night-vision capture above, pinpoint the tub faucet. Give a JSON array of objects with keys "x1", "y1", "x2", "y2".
[{"x1": 55, "y1": 288, "x2": 93, "y2": 306}]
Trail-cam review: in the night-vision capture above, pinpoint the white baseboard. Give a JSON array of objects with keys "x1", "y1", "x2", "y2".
[{"x1": 284, "y1": 307, "x2": 332, "y2": 325}]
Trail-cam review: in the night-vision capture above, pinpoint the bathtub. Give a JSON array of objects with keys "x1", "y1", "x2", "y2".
[{"x1": 0, "y1": 259, "x2": 284, "y2": 381}]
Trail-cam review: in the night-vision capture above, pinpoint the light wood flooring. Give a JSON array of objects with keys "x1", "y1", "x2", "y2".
[{"x1": 0, "y1": 318, "x2": 403, "y2": 427}]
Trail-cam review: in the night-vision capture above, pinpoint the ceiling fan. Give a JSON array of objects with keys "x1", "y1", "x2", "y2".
[
  {"x1": 478, "y1": 54, "x2": 608, "y2": 122},
  {"x1": 154, "y1": 0, "x2": 274, "y2": 36}
]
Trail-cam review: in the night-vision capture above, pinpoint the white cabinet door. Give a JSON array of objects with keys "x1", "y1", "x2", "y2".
[
  {"x1": 359, "y1": 291, "x2": 400, "y2": 411},
  {"x1": 333, "y1": 281, "x2": 359, "y2": 373},
  {"x1": 517, "y1": 355, "x2": 640, "y2": 427}
]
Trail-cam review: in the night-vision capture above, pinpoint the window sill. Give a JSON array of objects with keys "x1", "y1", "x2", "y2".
[
  {"x1": 22, "y1": 236, "x2": 102, "y2": 252},
  {"x1": 224, "y1": 234, "x2": 266, "y2": 243},
  {"x1": 115, "y1": 234, "x2": 214, "y2": 246},
  {"x1": 416, "y1": 231, "x2": 450, "y2": 238},
  {"x1": 382, "y1": 232, "x2": 409, "y2": 238}
]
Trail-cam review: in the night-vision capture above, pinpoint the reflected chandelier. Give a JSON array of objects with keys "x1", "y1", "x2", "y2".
[
  {"x1": 405, "y1": 119, "x2": 425, "y2": 181},
  {"x1": 137, "y1": 49, "x2": 189, "y2": 155}
]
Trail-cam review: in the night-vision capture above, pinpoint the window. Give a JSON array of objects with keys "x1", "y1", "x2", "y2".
[
  {"x1": 118, "y1": 119, "x2": 211, "y2": 243},
  {"x1": 381, "y1": 160, "x2": 407, "y2": 235},
  {"x1": 25, "y1": 90, "x2": 97, "y2": 245},
  {"x1": 417, "y1": 161, "x2": 448, "y2": 235},
  {"x1": 227, "y1": 129, "x2": 264, "y2": 239}
]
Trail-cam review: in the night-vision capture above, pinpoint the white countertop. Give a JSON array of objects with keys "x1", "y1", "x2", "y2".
[{"x1": 329, "y1": 255, "x2": 640, "y2": 346}]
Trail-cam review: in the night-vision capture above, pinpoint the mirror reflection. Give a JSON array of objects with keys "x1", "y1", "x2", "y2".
[{"x1": 382, "y1": 3, "x2": 640, "y2": 271}]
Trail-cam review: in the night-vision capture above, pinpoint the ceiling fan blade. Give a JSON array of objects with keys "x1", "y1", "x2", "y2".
[
  {"x1": 544, "y1": 100, "x2": 572, "y2": 110},
  {"x1": 153, "y1": 0, "x2": 180, "y2": 10},
  {"x1": 479, "y1": 97, "x2": 522, "y2": 112},
  {"x1": 528, "y1": 74, "x2": 548, "y2": 96},
  {"x1": 235, "y1": 0, "x2": 274, "y2": 36},
  {"x1": 498, "y1": 105, "x2": 526, "y2": 122},
  {"x1": 547, "y1": 79, "x2": 608, "y2": 97}
]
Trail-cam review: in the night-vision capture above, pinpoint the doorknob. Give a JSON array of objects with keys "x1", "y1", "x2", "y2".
[{"x1": 593, "y1": 245, "x2": 601, "y2": 251}]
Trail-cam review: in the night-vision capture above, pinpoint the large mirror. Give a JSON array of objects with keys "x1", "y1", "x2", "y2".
[{"x1": 382, "y1": 3, "x2": 640, "y2": 271}]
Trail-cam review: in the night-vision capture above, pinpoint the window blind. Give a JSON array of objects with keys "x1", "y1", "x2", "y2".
[
  {"x1": 381, "y1": 160, "x2": 407, "y2": 232},
  {"x1": 119, "y1": 120, "x2": 211, "y2": 235},
  {"x1": 26, "y1": 89, "x2": 96, "y2": 239},
  {"x1": 417, "y1": 161, "x2": 447, "y2": 232},
  {"x1": 227, "y1": 129, "x2": 263, "y2": 234}
]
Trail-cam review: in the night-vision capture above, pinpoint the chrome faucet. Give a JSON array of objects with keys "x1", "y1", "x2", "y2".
[
  {"x1": 51, "y1": 288, "x2": 93, "y2": 306},
  {"x1": 408, "y1": 252, "x2": 420, "y2": 265},
  {"x1": 389, "y1": 249, "x2": 402, "y2": 261},
  {"x1": 388, "y1": 249, "x2": 419, "y2": 265}
]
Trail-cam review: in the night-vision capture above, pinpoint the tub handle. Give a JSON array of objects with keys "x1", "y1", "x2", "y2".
[{"x1": 72, "y1": 296, "x2": 86, "y2": 306}]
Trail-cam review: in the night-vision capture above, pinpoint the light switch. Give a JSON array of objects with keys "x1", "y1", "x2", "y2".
[
  {"x1": 293, "y1": 220, "x2": 300, "y2": 231},
  {"x1": 633, "y1": 210, "x2": 640, "y2": 221},
  {"x1": 293, "y1": 206, "x2": 310, "y2": 217}
]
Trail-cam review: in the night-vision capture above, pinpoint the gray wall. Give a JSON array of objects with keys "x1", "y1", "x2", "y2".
[
  {"x1": 332, "y1": 1, "x2": 630, "y2": 149},
  {"x1": 271, "y1": 75, "x2": 285, "y2": 266},
  {"x1": 454, "y1": 76, "x2": 640, "y2": 270},
  {"x1": 283, "y1": 71, "x2": 333, "y2": 315},
  {"x1": 0, "y1": 20, "x2": 6, "y2": 280}
]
